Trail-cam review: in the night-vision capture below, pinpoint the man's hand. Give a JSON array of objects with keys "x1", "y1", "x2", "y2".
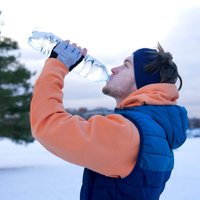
[{"x1": 49, "y1": 40, "x2": 87, "y2": 71}]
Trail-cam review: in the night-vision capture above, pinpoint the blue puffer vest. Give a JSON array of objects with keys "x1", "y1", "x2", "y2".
[{"x1": 80, "y1": 105, "x2": 188, "y2": 200}]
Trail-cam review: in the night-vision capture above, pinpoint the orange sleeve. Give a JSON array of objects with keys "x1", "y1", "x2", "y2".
[{"x1": 30, "y1": 58, "x2": 140, "y2": 178}]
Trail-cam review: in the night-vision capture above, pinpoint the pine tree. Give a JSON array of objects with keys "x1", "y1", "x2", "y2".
[{"x1": 0, "y1": 33, "x2": 34, "y2": 144}]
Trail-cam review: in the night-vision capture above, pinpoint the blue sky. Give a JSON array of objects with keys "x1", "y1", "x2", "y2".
[{"x1": 1, "y1": 0, "x2": 200, "y2": 117}]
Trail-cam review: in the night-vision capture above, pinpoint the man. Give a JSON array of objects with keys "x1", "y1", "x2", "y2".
[{"x1": 30, "y1": 40, "x2": 188, "y2": 200}]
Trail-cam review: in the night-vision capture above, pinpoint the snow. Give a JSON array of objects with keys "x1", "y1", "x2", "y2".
[{"x1": 0, "y1": 137, "x2": 200, "y2": 200}]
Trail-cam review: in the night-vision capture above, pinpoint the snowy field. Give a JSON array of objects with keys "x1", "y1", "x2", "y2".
[{"x1": 0, "y1": 137, "x2": 200, "y2": 200}]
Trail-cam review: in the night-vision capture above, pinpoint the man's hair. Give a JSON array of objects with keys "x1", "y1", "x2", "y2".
[{"x1": 144, "y1": 43, "x2": 182, "y2": 90}]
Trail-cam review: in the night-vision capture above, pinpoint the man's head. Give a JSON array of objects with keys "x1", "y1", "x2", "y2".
[
  {"x1": 133, "y1": 43, "x2": 182, "y2": 90},
  {"x1": 102, "y1": 43, "x2": 182, "y2": 104},
  {"x1": 102, "y1": 55, "x2": 136, "y2": 104}
]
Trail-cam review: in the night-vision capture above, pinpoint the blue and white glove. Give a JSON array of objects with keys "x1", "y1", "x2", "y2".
[{"x1": 49, "y1": 41, "x2": 85, "y2": 71}]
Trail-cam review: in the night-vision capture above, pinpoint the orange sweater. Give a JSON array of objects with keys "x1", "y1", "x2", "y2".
[{"x1": 30, "y1": 58, "x2": 178, "y2": 178}]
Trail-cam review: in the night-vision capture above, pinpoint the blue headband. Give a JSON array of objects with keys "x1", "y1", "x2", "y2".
[{"x1": 133, "y1": 48, "x2": 161, "y2": 89}]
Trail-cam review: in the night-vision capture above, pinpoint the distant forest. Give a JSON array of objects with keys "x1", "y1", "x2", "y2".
[
  {"x1": 66, "y1": 107, "x2": 200, "y2": 129},
  {"x1": 188, "y1": 117, "x2": 200, "y2": 129}
]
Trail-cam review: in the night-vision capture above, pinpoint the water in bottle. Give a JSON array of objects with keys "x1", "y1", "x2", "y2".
[
  {"x1": 73, "y1": 55, "x2": 110, "y2": 82},
  {"x1": 28, "y1": 30, "x2": 62, "y2": 56},
  {"x1": 28, "y1": 30, "x2": 110, "y2": 82}
]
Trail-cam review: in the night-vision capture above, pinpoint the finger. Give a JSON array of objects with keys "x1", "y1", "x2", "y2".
[
  {"x1": 64, "y1": 40, "x2": 70, "y2": 44},
  {"x1": 81, "y1": 48, "x2": 87, "y2": 56},
  {"x1": 67, "y1": 43, "x2": 76, "y2": 52},
  {"x1": 77, "y1": 46, "x2": 82, "y2": 51},
  {"x1": 71, "y1": 43, "x2": 77, "y2": 48}
]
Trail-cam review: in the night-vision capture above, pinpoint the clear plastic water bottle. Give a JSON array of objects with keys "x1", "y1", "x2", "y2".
[{"x1": 28, "y1": 30, "x2": 110, "y2": 82}]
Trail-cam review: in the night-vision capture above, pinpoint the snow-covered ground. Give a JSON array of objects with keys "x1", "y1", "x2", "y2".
[{"x1": 0, "y1": 137, "x2": 200, "y2": 200}]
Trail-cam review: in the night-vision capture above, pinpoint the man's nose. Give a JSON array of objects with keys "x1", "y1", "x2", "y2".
[{"x1": 111, "y1": 66, "x2": 120, "y2": 74}]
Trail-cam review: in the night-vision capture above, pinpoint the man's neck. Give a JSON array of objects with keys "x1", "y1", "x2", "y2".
[{"x1": 115, "y1": 97, "x2": 124, "y2": 107}]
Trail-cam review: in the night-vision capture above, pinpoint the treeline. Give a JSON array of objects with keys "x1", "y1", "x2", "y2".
[
  {"x1": 66, "y1": 107, "x2": 200, "y2": 129},
  {"x1": 0, "y1": 12, "x2": 34, "y2": 144},
  {"x1": 189, "y1": 118, "x2": 200, "y2": 129},
  {"x1": 66, "y1": 107, "x2": 114, "y2": 120}
]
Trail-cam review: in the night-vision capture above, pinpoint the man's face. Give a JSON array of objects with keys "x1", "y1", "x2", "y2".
[{"x1": 102, "y1": 55, "x2": 137, "y2": 101}]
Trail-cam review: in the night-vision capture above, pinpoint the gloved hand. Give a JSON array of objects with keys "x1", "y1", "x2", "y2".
[{"x1": 49, "y1": 40, "x2": 87, "y2": 71}]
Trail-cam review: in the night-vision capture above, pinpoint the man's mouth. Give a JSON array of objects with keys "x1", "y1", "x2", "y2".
[{"x1": 110, "y1": 74, "x2": 114, "y2": 80}]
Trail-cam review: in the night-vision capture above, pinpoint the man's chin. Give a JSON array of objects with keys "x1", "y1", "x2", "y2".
[{"x1": 102, "y1": 84, "x2": 110, "y2": 96}]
